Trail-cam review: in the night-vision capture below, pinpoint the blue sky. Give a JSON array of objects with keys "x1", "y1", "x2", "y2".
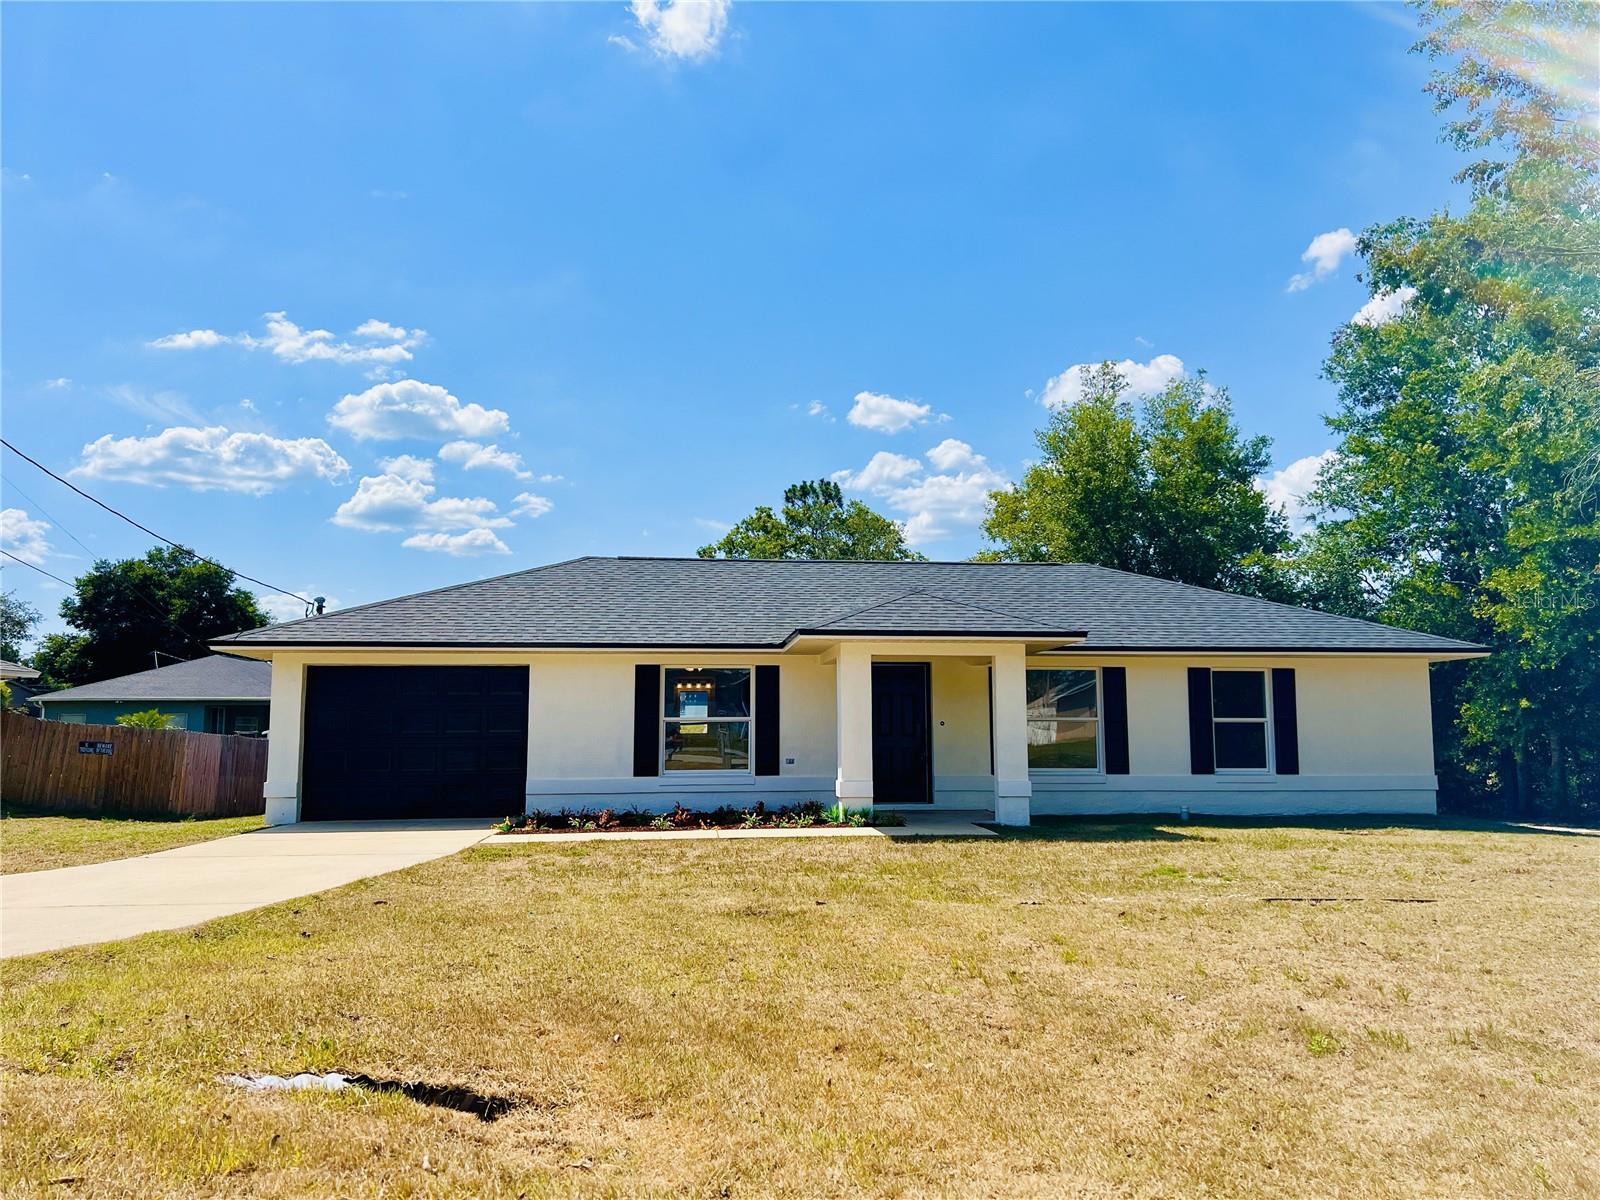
[{"x1": 1, "y1": 1, "x2": 1465, "y2": 637}]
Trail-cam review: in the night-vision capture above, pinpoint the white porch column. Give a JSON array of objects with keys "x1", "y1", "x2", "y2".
[
  {"x1": 262, "y1": 656, "x2": 304, "y2": 825},
  {"x1": 834, "y1": 642, "x2": 873, "y2": 810},
  {"x1": 990, "y1": 644, "x2": 1032, "y2": 826}
]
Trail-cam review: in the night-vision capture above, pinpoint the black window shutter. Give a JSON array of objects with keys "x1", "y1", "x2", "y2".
[
  {"x1": 1187, "y1": 667, "x2": 1215, "y2": 775},
  {"x1": 1102, "y1": 667, "x2": 1130, "y2": 775},
  {"x1": 1271, "y1": 667, "x2": 1300, "y2": 775},
  {"x1": 633, "y1": 664, "x2": 660, "y2": 777},
  {"x1": 754, "y1": 665, "x2": 780, "y2": 776}
]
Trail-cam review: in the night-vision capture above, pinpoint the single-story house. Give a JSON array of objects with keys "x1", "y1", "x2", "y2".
[
  {"x1": 35, "y1": 654, "x2": 272, "y2": 734},
  {"x1": 0, "y1": 659, "x2": 41, "y2": 682},
  {"x1": 213, "y1": 556, "x2": 1487, "y2": 826}
]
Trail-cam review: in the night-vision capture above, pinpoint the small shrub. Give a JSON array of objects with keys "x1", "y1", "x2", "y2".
[
  {"x1": 115, "y1": 709, "x2": 179, "y2": 730},
  {"x1": 1302, "y1": 1025, "x2": 1340, "y2": 1057},
  {"x1": 649, "y1": 813, "x2": 673, "y2": 831}
]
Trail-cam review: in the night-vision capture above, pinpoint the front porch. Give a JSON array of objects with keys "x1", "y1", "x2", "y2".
[{"x1": 824, "y1": 640, "x2": 1043, "y2": 826}]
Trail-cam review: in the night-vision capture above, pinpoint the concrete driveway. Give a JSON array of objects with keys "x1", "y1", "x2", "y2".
[{"x1": 1, "y1": 821, "x2": 491, "y2": 958}]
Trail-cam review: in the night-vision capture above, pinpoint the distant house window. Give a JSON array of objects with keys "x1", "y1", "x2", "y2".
[
  {"x1": 164, "y1": 712, "x2": 189, "y2": 731},
  {"x1": 1212, "y1": 670, "x2": 1269, "y2": 771},
  {"x1": 233, "y1": 715, "x2": 261, "y2": 735},
  {"x1": 57, "y1": 711, "x2": 87, "y2": 725},
  {"x1": 1026, "y1": 668, "x2": 1099, "y2": 770},
  {"x1": 663, "y1": 667, "x2": 750, "y2": 772}
]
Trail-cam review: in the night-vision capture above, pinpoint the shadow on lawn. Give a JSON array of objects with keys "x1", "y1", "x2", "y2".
[{"x1": 977, "y1": 813, "x2": 1596, "y2": 842}]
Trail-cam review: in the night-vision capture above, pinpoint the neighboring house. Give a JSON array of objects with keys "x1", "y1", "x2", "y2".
[
  {"x1": 214, "y1": 556, "x2": 1487, "y2": 826},
  {"x1": 34, "y1": 655, "x2": 272, "y2": 734},
  {"x1": 0, "y1": 659, "x2": 46, "y2": 714}
]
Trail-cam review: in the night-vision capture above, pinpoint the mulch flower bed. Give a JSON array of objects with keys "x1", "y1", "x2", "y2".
[{"x1": 493, "y1": 801, "x2": 902, "y2": 835}]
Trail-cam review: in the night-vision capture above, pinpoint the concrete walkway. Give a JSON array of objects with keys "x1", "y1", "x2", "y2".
[{"x1": 1, "y1": 821, "x2": 491, "y2": 958}]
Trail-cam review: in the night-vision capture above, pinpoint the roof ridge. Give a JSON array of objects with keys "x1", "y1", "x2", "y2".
[{"x1": 806, "y1": 587, "x2": 928, "y2": 630}]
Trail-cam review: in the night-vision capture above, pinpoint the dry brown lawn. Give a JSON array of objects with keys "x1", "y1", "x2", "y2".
[
  {"x1": 2, "y1": 816, "x2": 1596, "y2": 1198},
  {"x1": 0, "y1": 809, "x2": 265, "y2": 874}
]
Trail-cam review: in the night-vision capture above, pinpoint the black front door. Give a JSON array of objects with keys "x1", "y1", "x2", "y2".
[
  {"x1": 872, "y1": 662, "x2": 932, "y2": 804},
  {"x1": 301, "y1": 666, "x2": 529, "y2": 820}
]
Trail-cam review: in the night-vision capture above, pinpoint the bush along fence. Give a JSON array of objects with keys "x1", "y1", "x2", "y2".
[{"x1": 0, "y1": 710, "x2": 267, "y2": 818}]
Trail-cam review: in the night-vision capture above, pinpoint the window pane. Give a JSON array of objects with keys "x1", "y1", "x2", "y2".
[
  {"x1": 1027, "y1": 719, "x2": 1099, "y2": 769},
  {"x1": 1214, "y1": 721, "x2": 1267, "y2": 770},
  {"x1": 664, "y1": 668, "x2": 751, "y2": 719},
  {"x1": 1025, "y1": 669, "x2": 1098, "y2": 720},
  {"x1": 1212, "y1": 670, "x2": 1266, "y2": 719},
  {"x1": 665, "y1": 721, "x2": 750, "y2": 771}
]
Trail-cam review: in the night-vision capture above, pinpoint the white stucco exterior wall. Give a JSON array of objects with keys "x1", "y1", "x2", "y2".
[{"x1": 252, "y1": 647, "x2": 1445, "y2": 823}]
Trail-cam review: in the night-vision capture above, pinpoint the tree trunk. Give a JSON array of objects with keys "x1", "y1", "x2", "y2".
[{"x1": 1548, "y1": 728, "x2": 1566, "y2": 814}]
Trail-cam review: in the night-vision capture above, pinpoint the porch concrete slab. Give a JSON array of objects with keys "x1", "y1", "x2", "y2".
[{"x1": 1, "y1": 821, "x2": 490, "y2": 958}]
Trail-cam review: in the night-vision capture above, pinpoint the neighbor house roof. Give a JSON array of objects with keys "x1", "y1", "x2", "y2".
[
  {"x1": 214, "y1": 557, "x2": 1486, "y2": 656},
  {"x1": 0, "y1": 659, "x2": 40, "y2": 680},
  {"x1": 34, "y1": 654, "x2": 272, "y2": 704}
]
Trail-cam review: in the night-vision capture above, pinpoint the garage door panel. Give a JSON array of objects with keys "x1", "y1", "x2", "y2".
[{"x1": 301, "y1": 666, "x2": 529, "y2": 820}]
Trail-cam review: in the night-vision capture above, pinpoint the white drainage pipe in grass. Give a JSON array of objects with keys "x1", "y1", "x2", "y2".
[{"x1": 221, "y1": 1072, "x2": 353, "y2": 1092}]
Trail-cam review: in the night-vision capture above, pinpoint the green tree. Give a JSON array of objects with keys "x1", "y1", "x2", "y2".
[
  {"x1": 698, "y1": 479, "x2": 926, "y2": 561},
  {"x1": 983, "y1": 370, "x2": 1293, "y2": 598},
  {"x1": 1, "y1": 589, "x2": 41, "y2": 663},
  {"x1": 115, "y1": 708, "x2": 180, "y2": 730},
  {"x1": 31, "y1": 548, "x2": 269, "y2": 688},
  {"x1": 1296, "y1": 0, "x2": 1599, "y2": 816}
]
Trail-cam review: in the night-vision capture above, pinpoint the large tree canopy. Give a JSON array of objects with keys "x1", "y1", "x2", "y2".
[
  {"x1": 697, "y1": 479, "x2": 926, "y2": 561},
  {"x1": 1292, "y1": 0, "x2": 1599, "y2": 816},
  {"x1": 31, "y1": 547, "x2": 270, "y2": 688},
  {"x1": 982, "y1": 371, "x2": 1293, "y2": 599}
]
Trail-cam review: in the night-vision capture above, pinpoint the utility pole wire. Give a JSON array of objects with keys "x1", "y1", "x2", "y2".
[{"x1": 1, "y1": 438, "x2": 314, "y2": 605}]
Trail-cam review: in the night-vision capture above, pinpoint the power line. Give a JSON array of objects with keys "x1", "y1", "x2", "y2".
[
  {"x1": 1, "y1": 438, "x2": 314, "y2": 605},
  {"x1": 0, "y1": 477, "x2": 99, "y2": 560},
  {"x1": 0, "y1": 547, "x2": 204, "y2": 643},
  {"x1": 0, "y1": 549, "x2": 76, "y2": 589}
]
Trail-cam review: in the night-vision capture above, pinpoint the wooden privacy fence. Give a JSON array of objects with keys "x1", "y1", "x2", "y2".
[{"x1": 1, "y1": 711, "x2": 267, "y2": 818}]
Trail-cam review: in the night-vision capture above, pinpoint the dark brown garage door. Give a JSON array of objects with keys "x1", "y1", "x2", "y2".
[{"x1": 301, "y1": 666, "x2": 528, "y2": 821}]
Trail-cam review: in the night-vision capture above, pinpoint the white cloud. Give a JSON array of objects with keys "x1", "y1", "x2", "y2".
[
  {"x1": 835, "y1": 444, "x2": 1010, "y2": 547},
  {"x1": 1286, "y1": 228, "x2": 1357, "y2": 292},
  {"x1": 925, "y1": 438, "x2": 983, "y2": 472},
  {"x1": 627, "y1": 0, "x2": 731, "y2": 61},
  {"x1": 1, "y1": 508, "x2": 54, "y2": 566},
  {"x1": 1259, "y1": 449, "x2": 1338, "y2": 529},
  {"x1": 377, "y1": 454, "x2": 435, "y2": 482},
  {"x1": 106, "y1": 383, "x2": 207, "y2": 426},
  {"x1": 353, "y1": 319, "x2": 411, "y2": 341},
  {"x1": 510, "y1": 492, "x2": 555, "y2": 519},
  {"x1": 1350, "y1": 286, "x2": 1418, "y2": 327},
  {"x1": 1039, "y1": 354, "x2": 1186, "y2": 410},
  {"x1": 694, "y1": 517, "x2": 730, "y2": 533},
  {"x1": 72, "y1": 426, "x2": 350, "y2": 496},
  {"x1": 439, "y1": 440, "x2": 533, "y2": 479},
  {"x1": 846, "y1": 391, "x2": 939, "y2": 434},
  {"x1": 331, "y1": 471, "x2": 512, "y2": 534},
  {"x1": 148, "y1": 329, "x2": 225, "y2": 350},
  {"x1": 832, "y1": 451, "x2": 923, "y2": 492},
  {"x1": 328, "y1": 379, "x2": 511, "y2": 442},
  {"x1": 401, "y1": 529, "x2": 511, "y2": 557},
  {"x1": 257, "y1": 587, "x2": 342, "y2": 625},
  {"x1": 806, "y1": 401, "x2": 834, "y2": 422},
  {"x1": 148, "y1": 312, "x2": 425, "y2": 366},
  {"x1": 43, "y1": 377, "x2": 71, "y2": 390}
]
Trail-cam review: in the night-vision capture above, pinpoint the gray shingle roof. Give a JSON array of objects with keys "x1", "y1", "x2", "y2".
[
  {"x1": 215, "y1": 557, "x2": 1486, "y2": 655},
  {"x1": 35, "y1": 654, "x2": 271, "y2": 704}
]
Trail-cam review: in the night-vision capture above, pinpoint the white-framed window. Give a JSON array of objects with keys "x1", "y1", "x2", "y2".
[
  {"x1": 663, "y1": 667, "x2": 752, "y2": 773},
  {"x1": 57, "y1": 711, "x2": 87, "y2": 725},
  {"x1": 165, "y1": 712, "x2": 189, "y2": 730},
  {"x1": 1025, "y1": 667, "x2": 1100, "y2": 770},
  {"x1": 1212, "y1": 669, "x2": 1270, "y2": 772}
]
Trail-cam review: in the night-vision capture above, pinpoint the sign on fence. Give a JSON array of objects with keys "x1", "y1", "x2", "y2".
[{"x1": 2, "y1": 711, "x2": 267, "y2": 818}]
